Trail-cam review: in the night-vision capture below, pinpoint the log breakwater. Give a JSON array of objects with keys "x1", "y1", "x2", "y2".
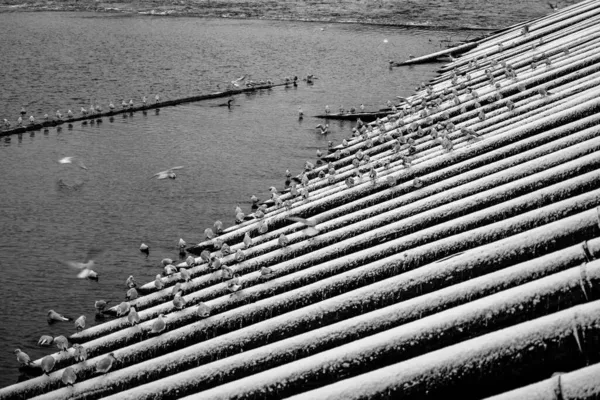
[
  {"x1": 0, "y1": 82, "x2": 289, "y2": 138},
  {"x1": 3, "y1": 0, "x2": 600, "y2": 398}
]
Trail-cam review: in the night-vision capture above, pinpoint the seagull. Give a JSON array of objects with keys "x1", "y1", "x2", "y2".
[
  {"x1": 54, "y1": 335, "x2": 69, "y2": 352},
  {"x1": 73, "y1": 343, "x2": 87, "y2": 362},
  {"x1": 38, "y1": 335, "x2": 54, "y2": 346},
  {"x1": 235, "y1": 248, "x2": 246, "y2": 262},
  {"x1": 173, "y1": 291, "x2": 187, "y2": 310},
  {"x1": 151, "y1": 166, "x2": 184, "y2": 180},
  {"x1": 243, "y1": 232, "x2": 252, "y2": 249},
  {"x1": 47, "y1": 309, "x2": 71, "y2": 323},
  {"x1": 287, "y1": 216, "x2": 319, "y2": 236},
  {"x1": 74, "y1": 315, "x2": 86, "y2": 332},
  {"x1": 116, "y1": 301, "x2": 131, "y2": 317},
  {"x1": 151, "y1": 314, "x2": 167, "y2": 334},
  {"x1": 94, "y1": 300, "x2": 111, "y2": 313},
  {"x1": 185, "y1": 255, "x2": 196, "y2": 267},
  {"x1": 125, "y1": 275, "x2": 137, "y2": 289},
  {"x1": 62, "y1": 367, "x2": 77, "y2": 386},
  {"x1": 180, "y1": 267, "x2": 191, "y2": 282},
  {"x1": 41, "y1": 355, "x2": 56, "y2": 375},
  {"x1": 58, "y1": 156, "x2": 88, "y2": 170},
  {"x1": 230, "y1": 75, "x2": 247, "y2": 87},
  {"x1": 214, "y1": 220, "x2": 224, "y2": 234},
  {"x1": 161, "y1": 258, "x2": 174, "y2": 266},
  {"x1": 139, "y1": 243, "x2": 149, "y2": 254},
  {"x1": 96, "y1": 353, "x2": 117, "y2": 374},
  {"x1": 227, "y1": 274, "x2": 242, "y2": 293},
  {"x1": 178, "y1": 238, "x2": 186, "y2": 251},
  {"x1": 154, "y1": 274, "x2": 164, "y2": 290},
  {"x1": 14, "y1": 349, "x2": 33, "y2": 366},
  {"x1": 197, "y1": 302, "x2": 211, "y2": 317},
  {"x1": 127, "y1": 307, "x2": 140, "y2": 326},
  {"x1": 126, "y1": 287, "x2": 138, "y2": 301}
]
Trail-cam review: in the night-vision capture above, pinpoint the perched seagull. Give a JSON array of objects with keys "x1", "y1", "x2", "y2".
[
  {"x1": 62, "y1": 367, "x2": 77, "y2": 386},
  {"x1": 94, "y1": 300, "x2": 111, "y2": 313},
  {"x1": 151, "y1": 314, "x2": 167, "y2": 334},
  {"x1": 155, "y1": 94, "x2": 160, "y2": 103},
  {"x1": 261, "y1": 266, "x2": 273, "y2": 277},
  {"x1": 54, "y1": 335, "x2": 69, "y2": 352},
  {"x1": 178, "y1": 238, "x2": 186, "y2": 251},
  {"x1": 154, "y1": 274, "x2": 164, "y2": 290},
  {"x1": 14, "y1": 349, "x2": 33, "y2": 366},
  {"x1": 205, "y1": 228, "x2": 215, "y2": 240},
  {"x1": 47, "y1": 309, "x2": 71, "y2": 323},
  {"x1": 73, "y1": 343, "x2": 87, "y2": 362},
  {"x1": 287, "y1": 216, "x2": 319, "y2": 236},
  {"x1": 197, "y1": 302, "x2": 211, "y2": 318},
  {"x1": 235, "y1": 249, "x2": 246, "y2": 262},
  {"x1": 185, "y1": 255, "x2": 196, "y2": 267},
  {"x1": 127, "y1": 307, "x2": 140, "y2": 326},
  {"x1": 41, "y1": 355, "x2": 56, "y2": 375},
  {"x1": 227, "y1": 274, "x2": 242, "y2": 293},
  {"x1": 173, "y1": 291, "x2": 187, "y2": 310},
  {"x1": 139, "y1": 243, "x2": 149, "y2": 254},
  {"x1": 142, "y1": 96, "x2": 147, "y2": 105},
  {"x1": 214, "y1": 220, "x2": 224, "y2": 234},
  {"x1": 74, "y1": 315, "x2": 86, "y2": 332},
  {"x1": 126, "y1": 287, "x2": 138, "y2": 301},
  {"x1": 161, "y1": 258, "x2": 174, "y2": 266},
  {"x1": 180, "y1": 267, "x2": 191, "y2": 282},
  {"x1": 96, "y1": 353, "x2": 117, "y2": 374},
  {"x1": 151, "y1": 166, "x2": 184, "y2": 180},
  {"x1": 116, "y1": 301, "x2": 131, "y2": 317},
  {"x1": 38, "y1": 335, "x2": 54, "y2": 347},
  {"x1": 243, "y1": 232, "x2": 253, "y2": 249}
]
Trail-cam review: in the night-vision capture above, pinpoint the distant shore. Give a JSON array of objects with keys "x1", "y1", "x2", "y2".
[{"x1": 0, "y1": 0, "x2": 507, "y2": 30}]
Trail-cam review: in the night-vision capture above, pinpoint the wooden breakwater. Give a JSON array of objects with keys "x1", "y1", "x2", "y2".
[
  {"x1": 3, "y1": 0, "x2": 600, "y2": 398},
  {"x1": 0, "y1": 82, "x2": 290, "y2": 138}
]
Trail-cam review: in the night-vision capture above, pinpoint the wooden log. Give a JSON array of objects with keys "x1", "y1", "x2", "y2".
[
  {"x1": 164, "y1": 261, "x2": 600, "y2": 400},
  {"x1": 282, "y1": 301, "x2": 600, "y2": 400},
  {"x1": 188, "y1": 96, "x2": 600, "y2": 254},
  {"x1": 34, "y1": 185, "x2": 600, "y2": 382},
  {"x1": 93, "y1": 142, "x2": 600, "y2": 325},
  {"x1": 390, "y1": 42, "x2": 477, "y2": 67},
  {"x1": 0, "y1": 82, "x2": 290, "y2": 138},
  {"x1": 483, "y1": 362, "x2": 600, "y2": 400},
  {"x1": 30, "y1": 238, "x2": 600, "y2": 399},
  {"x1": 7, "y1": 206, "x2": 600, "y2": 400}
]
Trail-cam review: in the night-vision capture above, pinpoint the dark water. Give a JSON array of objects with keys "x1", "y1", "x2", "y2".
[{"x1": 0, "y1": 3, "x2": 570, "y2": 388}]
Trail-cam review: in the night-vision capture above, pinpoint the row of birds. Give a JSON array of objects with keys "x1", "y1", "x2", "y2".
[{"x1": 2, "y1": 95, "x2": 161, "y2": 129}]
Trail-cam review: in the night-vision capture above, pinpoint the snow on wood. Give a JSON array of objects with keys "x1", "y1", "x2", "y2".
[
  {"x1": 282, "y1": 301, "x2": 600, "y2": 400},
  {"x1": 68, "y1": 261, "x2": 600, "y2": 400}
]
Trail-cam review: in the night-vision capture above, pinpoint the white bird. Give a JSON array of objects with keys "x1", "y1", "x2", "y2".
[
  {"x1": 243, "y1": 232, "x2": 252, "y2": 248},
  {"x1": 125, "y1": 275, "x2": 137, "y2": 289},
  {"x1": 178, "y1": 238, "x2": 186, "y2": 250},
  {"x1": 58, "y1": 156, "x2": 88, "y2": 170},
  {"x1": 62, "y1": 367, "x2": 77, "y2": 386},
  {"x1": 151, "y1": 166, "x2": 184, "y2": 180},
  {"x1": 180, "y1": 267, "x2": 191, "y2": 282},
  {"x1": 14, "y1": 349, "x2": 33, "y2": 366},
  {"x1": 227, "y1": 274, "x2": 242, "y2": 293},
  {"x1": 197, "y1": 302, "x2": 211, "y2": 317},
  {"x1": 151, "y1": 314, "x2": 167, "y2": 334},
  {"x1": 38, "y1": 335, "x2": 54, "y2": 346},
  {"x1": 154, "y1": 274, "x2": 164, "y2": 290},
  {"x1": 173, "y1": 291, "x2": 187, "y2": 310},
  {"x1": 54, "y1": 335, "x2": 69, "y2": 352},
  {"x1": 116, "y1": 301, "x2": 131, "y2": 317},
  {"x1": 96, "y1": 353, "x2": 117, "y2": 374},
  {"x1": 214, "y1": 220, "x2": 224, "y2": 234},
  {"x1": 47, "y1": 309, "x2": 71, "y2": 323},
  {"x1": 139, "y1": 243, "x2": 149, "y2": 253},
  {"x1": 73, "y1": 343, "x2": 87, "y2": 362},
  {"x1": 287, "y1": 216, "x2": 319, "y2": 236},
  {"x1": 205, "y1": 228, "x2": 215, "y2": 240},
  {"x1": 126, "y1": 287, "x2": 138, "y2": 301},
  {"x1": 127, "y1": 307, "x2": 140, "y2": 326},
  {"x1": 41, "y1": 355, "x2": 56, "y2": 375},
  {"x1": 94, "y1": 300, "x2": 111, "y2": 313},
  {"x1": 74, "y1": 315, "x2": 86, "y2": 332}
]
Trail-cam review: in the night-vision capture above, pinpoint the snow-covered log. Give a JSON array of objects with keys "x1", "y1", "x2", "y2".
[
  {"x1": 483, "y1": 362, "x2": 600, "y2": 400},
  {"x1": 281, "y1": 300, "x2": 600, "y2": 400},
  {"x1": 67, "y1": 260, "x2": 600, "y2": 400}
]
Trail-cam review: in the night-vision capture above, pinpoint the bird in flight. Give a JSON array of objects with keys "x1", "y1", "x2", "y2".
[
  {"x1": 58, "y1": 156, "x2": 88, "y2": 170},
  {"x1": 151, "y1": 166, "x2": 184, "y2": 180},
  {"x1": 60, "y1": 248, "x2": 104, "y2": 279},
  {"x1": 287, "y1": 216, "x2": 319, "y2": 237}
]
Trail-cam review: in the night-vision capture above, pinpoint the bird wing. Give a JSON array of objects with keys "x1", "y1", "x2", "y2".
[
  {"x1": 62, "y1": 260, "x2": 86, "y2": 270},
  {"x1": 150, "y1": 170, "x2": 168, "y2": 179},
  {"x1": 169, "y1": 166, "x2": 184, "y2": 171},
  {"x1": 287, "y1": 216, "x2": 316, "y2": 227}
]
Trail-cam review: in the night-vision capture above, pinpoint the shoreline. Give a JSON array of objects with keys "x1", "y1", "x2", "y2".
[{"x1": 0, "y1": 1, "x2": 501, "y2": 31}]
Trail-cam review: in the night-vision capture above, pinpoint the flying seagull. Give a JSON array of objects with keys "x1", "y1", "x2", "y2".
[
  {"x1": 150, "y1": 166, "x2": 184, "y2": 180},
  {"x1": 60, "y1": 248, "x2": 104, "y2": 279},
  {"x1": 287, "y1": 216, "x2": 319, "y2": 237},
  {"x1": 58, "y1": 156, "x2": 88, "y2": 170}
]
